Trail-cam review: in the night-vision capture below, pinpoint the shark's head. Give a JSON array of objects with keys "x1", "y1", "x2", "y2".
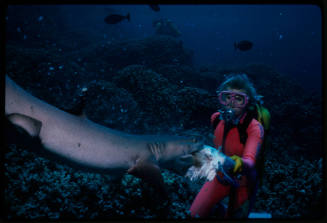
[
  {"x1": 156, "y1": 137, "x2": 204, "y2": 175},
  {"x1": 162, "y1": 137, "x2": 203, "y2": 160}
]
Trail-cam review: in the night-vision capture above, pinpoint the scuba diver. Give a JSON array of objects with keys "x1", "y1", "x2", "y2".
[
  {"x1": 189, "y1": 74, "x2": 270, "y2": 218},
  {"x1": 152, "y1": 18, "x2": 181, "y2": 38}
]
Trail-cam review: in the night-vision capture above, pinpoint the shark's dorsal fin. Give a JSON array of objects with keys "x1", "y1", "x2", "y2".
[
  {"x1": 7, "y1": 113, "x2": 42, "y2": 137},
  {"x1": 64, "y1": 87, "x2": 88, "y2": 119}
]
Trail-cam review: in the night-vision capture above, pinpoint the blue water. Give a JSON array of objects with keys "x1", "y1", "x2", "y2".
[{"x1": 6, "y1": 4, "x2": 322, "y2": 93}]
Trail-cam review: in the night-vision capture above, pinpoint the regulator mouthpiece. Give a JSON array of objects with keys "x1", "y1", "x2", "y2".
[{"x1": 219, "y1": 108, "x2": 240, "y2": 125}]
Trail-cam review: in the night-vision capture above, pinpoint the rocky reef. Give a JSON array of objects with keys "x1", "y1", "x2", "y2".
[{"x1": 4, "y1": 31, "x2": 323, "y2": 220}]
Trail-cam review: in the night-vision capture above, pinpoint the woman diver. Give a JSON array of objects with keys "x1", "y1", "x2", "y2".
[{"x1": 189, "y1": 74, "x2": 267, "y2": 218}]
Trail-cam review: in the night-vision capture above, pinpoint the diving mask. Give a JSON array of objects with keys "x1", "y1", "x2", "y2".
[{"x1": 218, "y1": 91, "x2": 249, "y2": 108}]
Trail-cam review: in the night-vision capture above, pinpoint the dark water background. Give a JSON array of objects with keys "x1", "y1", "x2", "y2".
[{"x1": 6, "y1": 4, "x2": 322, "y2": 93}]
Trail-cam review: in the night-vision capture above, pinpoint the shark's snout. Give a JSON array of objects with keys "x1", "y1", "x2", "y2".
[{"x1": 190, "y1": 142, "x2": 204, "y2": 154}]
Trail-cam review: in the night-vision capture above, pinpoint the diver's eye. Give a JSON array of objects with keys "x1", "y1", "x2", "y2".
[
  {"x1": 235, "y1": 95, "x2": 244, "y2": 102},
  {"x1": 225, "y1": 95, "x2": 232, "y2": 101}
]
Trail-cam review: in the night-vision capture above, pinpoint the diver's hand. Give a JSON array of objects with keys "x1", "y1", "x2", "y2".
[{"x1": 230, "y1": 155, "x2": 243, "y2": 174}]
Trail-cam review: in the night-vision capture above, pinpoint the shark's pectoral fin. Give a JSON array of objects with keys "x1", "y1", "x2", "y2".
[
  {"x1": 127, "y1": 158, "x2": 168, "y2": 198},
  {"x1": 7, "y1": 113, "x2": 42, "y2": 137}
]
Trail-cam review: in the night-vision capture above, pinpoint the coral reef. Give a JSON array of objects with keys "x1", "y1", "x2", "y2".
[
  {"x1": 257, "y1": 157, "x2": 323, "y2": 218},
  {"x1": 4, "y1": 29, "x2": 323, "y2": 219},
  {"x1": 83, "y1": 79, "x2": 142, "y2": 132},
  {"x1": 4, "y1": 143, "x2": 202, "y2": 220},
  {"x1": 76, "y1": 35, "x2": 193, "y2": 78}
]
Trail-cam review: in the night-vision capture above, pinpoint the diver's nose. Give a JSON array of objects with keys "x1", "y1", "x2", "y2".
[{"x1": 229, "y1": 99, "x2": 236, "y2": 106}]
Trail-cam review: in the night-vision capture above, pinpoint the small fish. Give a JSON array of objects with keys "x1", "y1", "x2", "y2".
[
  {"x1": 234, "y1": 40, "x2": 253, "y2": 51},
  {"x1": 149, "y1": 4, "x2": 160, "y2": 12},
  {"x1": 104, "y1": 13, "x2": 130, "y2": 24}
]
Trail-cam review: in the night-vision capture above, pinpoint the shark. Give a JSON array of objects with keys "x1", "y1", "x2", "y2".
[{"x1": 5, "y1": 75, "x2": 203, "y2": 196}]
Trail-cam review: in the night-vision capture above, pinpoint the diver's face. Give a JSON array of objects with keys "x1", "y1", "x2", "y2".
[{"x1": 224, "y1": 88, "x2": 247, "y2": 116}]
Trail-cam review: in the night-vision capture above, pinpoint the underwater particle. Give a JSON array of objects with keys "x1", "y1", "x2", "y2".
[
  {"x1": 299, "y1": 189, "x2": 306, "y2": 194},
  {"x1": 279, "y1": 34, "x2": 283, "y2": 40},
  {"x1": 58, "y1": 48, "x2": 62, "y2": 52},
  {"x1": 6, "y1": 16, "x2": 8, "y2": 20},
  {"x1": 23, "y1": 35, "x2": 27, "y2": 40},
  {"x1": 104, "y1": 34, "x2": 107, "y2": 39},
  {"x1": 17, "y1": 27, "x2": 22, "y2": 32},
  {"x1": 280, "y1": 12, "x2": 283, "y2": 16},
  {"x1": 49, "y1": 67, "x2": 55, "y2": 71},
  {"x1": 38, "y1": 16, "x2": 44, "y2": 22},
  {"x1": 58, "y1": 65, "x2": 63, "y2": 70}
]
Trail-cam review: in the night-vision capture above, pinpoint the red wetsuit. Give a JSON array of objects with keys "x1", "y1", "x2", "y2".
[{"x1": 190, "y1": 112, "x2": 264, "y2": 218}]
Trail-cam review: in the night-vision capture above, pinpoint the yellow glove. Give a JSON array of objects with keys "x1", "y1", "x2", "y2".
[{"x1": 230, "y1": 155, "x2": 243, "y2": 174}]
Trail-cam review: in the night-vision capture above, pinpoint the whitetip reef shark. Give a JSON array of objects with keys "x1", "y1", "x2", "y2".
[{"x1": 5, "y1": 75, "x2": 203, "y2": 197}]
